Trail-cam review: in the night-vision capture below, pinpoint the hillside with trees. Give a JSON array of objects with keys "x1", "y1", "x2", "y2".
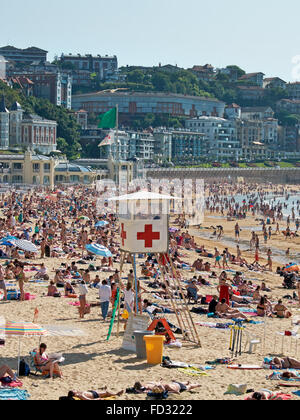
[{"x1": 0, "y1": 80, "x2": 81, "y2": 159}]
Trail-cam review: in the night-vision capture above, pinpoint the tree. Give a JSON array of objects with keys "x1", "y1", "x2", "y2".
[
  {"x1": 127, "y1": 70, "x2": 145, "y2": 84},
  {"x1": 226, "y1": 65, "x2": 246, "y2": 78}
]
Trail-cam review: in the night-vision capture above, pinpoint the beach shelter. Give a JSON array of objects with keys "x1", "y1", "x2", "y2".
[
  {"x1": 285, "y1": 264, "x2": 300, "y2": 272},
  {"x1": 0, "y1": 321, "x2": 47, "y2": 374},
  {"x1": 86, "y1": 244, "x2": 112, "y2": 257},
  {"x1": 14, "y1": 240, "x2": 38, "y2": 254}
]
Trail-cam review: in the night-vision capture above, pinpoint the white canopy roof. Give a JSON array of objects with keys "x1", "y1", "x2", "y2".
[{"x1": 108, "y1": 191, "x2": 180, "y2": 201}]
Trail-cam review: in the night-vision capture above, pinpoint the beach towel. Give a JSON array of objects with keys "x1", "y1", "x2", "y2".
[
  {"x1": 267, "y1": 370, "x2": 300, "y2": 381},
  {"x1": 227, "y1": 365, "x2": 263, "y2": 370},
  {"x1": 0, "y1": 388, "x2": 30, "y2": 400},
  {"x1": 292, "y1": 390, "x2": 300, "y2": 397},
  {"x1": 244, "y1": 390, "x2": 292, "y2": 400},
  {"x1": 196, "y1": 321, "x2": 233, "y2": 329},
  {"x1": 224, "y1": 383, "x2": 247, "y2": 395},
  {"x1": 177, "y1": 367, "x2": 209, "y2": 377},
  {"x1": 0, "y1": 378, "x2": 23, "y2": 388}
]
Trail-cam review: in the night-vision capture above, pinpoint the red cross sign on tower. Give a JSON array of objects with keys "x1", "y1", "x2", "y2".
[
  {"x1": 121, "y1": 223, "x2": 127, "y2": 246},
  {"x1": 137, "y1": 224, "x2": 160, "y2": 248}
]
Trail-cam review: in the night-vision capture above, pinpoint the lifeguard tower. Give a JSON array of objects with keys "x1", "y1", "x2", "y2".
[{"x1": 107, "y1": 190, "x2": 201, "y2": 347}]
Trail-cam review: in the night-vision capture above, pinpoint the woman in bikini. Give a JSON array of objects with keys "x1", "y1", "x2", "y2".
[
  {"x1": 273, "y1": 300, "x2": 292, "y2": 318},
  {"x1": 64, "y1": 389, "x2": 124, "y2": 400},
  {"x1": 15, "y1": 263, "x2": 26, "y2": 301},
  {"x1": 257, "y1": 296, "x2": 272, "y2": 317}
]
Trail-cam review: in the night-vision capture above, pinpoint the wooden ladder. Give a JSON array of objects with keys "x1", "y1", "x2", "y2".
[{"x1": 155, "y1": 253, "x2": 202, "y2": 347}]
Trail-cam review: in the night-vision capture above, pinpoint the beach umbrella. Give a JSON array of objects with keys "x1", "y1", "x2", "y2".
[
  {"x1": 79, "y1": 216, "x2": 90, "y2": 221},
  {"x1": 95, "y1": 221, "x2": 109, "y2": 228},
  {"x1": 0, "y1": 240, "x2": 15, "y2": 247},
  {"x1": 86, "y1": 244, "x2": 112, "y2": 257},
  {"x1": 169, "y1": 227, "x2": 179, "y2": 233},
  {"x1": 14, "y1": 240, "x2": 38, "y2": 253},
  {"x1": 0, "y1": 235, "x2": 18, "y2": 243},
  {"x1": 0, "y1": 321, "x2": 47, "y2": 375},
  {"x1": 285, "y1": 264, "x2": 300, "y2": 272}
]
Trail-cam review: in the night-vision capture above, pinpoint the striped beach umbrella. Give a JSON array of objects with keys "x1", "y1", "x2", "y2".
[
  {"x1": 14, "y1": 240, "x2": 38, "y2": 253},
  {"x1": 0, "y1": 321, "x2": 47, "y2": 337},
  {"x1": 86, "y1": 244, "x2": 112, "y2": 257},
  {"x1": 0, "y1": 321, "x2": 47, "y2": 375}
]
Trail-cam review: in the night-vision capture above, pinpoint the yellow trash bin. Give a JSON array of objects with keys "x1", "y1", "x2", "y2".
[{"x1": 144, "y1": 335, "x2": 165, "y2": 365}]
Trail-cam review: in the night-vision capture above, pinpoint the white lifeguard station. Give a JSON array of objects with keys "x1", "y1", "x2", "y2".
[{"x1": 108, "y1": 190, "x2": 201, "y2": 347}]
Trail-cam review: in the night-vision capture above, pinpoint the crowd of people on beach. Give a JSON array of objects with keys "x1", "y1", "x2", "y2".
[{"x1": 0, "y1": 181, "x2": 300, "y2": 400}]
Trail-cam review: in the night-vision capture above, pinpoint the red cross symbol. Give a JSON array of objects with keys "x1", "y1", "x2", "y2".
[
  {"x1": 121, "y1": 223, "x2": 127, "y2": 246},
  {"x1": 137, "y1": 224, "x2": 160, "y2": 248}
]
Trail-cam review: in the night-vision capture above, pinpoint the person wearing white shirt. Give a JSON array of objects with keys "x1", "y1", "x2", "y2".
[{"x1": 99, "y1": 280, "x2": 111, "y2": 321}]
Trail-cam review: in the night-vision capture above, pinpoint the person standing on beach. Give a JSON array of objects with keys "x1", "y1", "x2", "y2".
[
  {"x1": 99, "y1": 280, "x2": 111, "y2": 321},
  {"x1": 222, "y1": 251, "x2": 229, "y2": 269},
  {"x1": 0, "y1": 265, "x2": 7, "y2": 301},
  {"x1": 266, "y1": 249, "x2": 272, "y2": 272},
  {"x1": 15, "y1": 263, "x2": 26, "y2": 302},
  {"x1": 78, "y1": 280, "x2": 89, "y2": 319},
  {"x1": 234, "y1": 223, "x2": 240, "y2": 242},
  {"x1": 214, "y1": 248, "x2": 221, "y2": 268}
]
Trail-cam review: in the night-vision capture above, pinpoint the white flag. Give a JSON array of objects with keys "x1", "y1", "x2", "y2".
[{"x1": 98, "y1": 131, "x2": 115, "y2": 147}]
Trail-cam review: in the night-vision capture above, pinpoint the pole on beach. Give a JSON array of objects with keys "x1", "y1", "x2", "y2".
[
  {"x1": 229, "y1": 326, "x2": 233, "y2": 350},
  {"x1": 133, "y1": 254, "x2": 139, "y2": 314},
  {"x1": 239, "y1": 327, "x2": 243, "y2": 356},
  {"x1": 231, "y1": 326, "x2": 237, "y2": 356},
  {"x1": 235, "y1": 327, "x2": 240, "y2": 357},
  {"x1": 263, "y1": 313, "x2": 267, "y2": 353}
]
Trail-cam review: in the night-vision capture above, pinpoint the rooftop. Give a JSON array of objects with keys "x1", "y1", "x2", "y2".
[
  {"x1": 55, "y1": 162, "x2": 93, "y2": 173},
  {"x1": 241, "y1": 106, "x2": 273, "y2": 113},
  {"x1": 73, "y1": 90, "x2": 223, "y2": 103}
]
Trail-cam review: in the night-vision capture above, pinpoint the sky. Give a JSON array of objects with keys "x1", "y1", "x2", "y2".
[{"x1": 1, "y1": 0, "x2": 300, "y2": 81}]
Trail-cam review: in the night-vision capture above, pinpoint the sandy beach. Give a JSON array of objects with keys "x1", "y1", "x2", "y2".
[{"x1": 1, "y1": 187, "x2": 300, "y2": 401}]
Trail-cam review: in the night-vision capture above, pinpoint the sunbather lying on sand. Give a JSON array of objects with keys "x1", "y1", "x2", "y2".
[
  {"x1": 61, "y1": 389, "x2": 124, "y2": 400},
  {"x1": 246, "y1": 390, "x2": 291, "y2": 400},
  {"x1": 269, "y1": 357, "x2": 300, "y2": 369},
  {"x1": 131, "y1": 380, "x2": 201, "y2": 395}
]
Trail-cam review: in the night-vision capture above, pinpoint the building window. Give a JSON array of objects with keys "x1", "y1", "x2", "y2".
[
  {"x1": 43, "y1": 176, "x2": 50, "y2": 185},
  {"x1": 33, "y1": 163, "x2": 40, "y2": 172},
  {"x1": 44, "y1": 163, "x2": 50, "y2": 173},
  {"x1": 13, "y1": 163, "x2": 23, "y2": 171},
  {"x1": 12, "y1": 175, "x2": 23, "y2": 183}
]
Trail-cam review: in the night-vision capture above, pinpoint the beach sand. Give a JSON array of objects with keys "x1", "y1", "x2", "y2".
[{"x1": 1, "y1": 209, "x2": 300, "y2": 401}]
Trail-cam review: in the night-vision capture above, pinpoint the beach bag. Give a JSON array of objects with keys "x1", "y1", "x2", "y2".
[
  {"x1": 19, "y1": 359, "x2": 30, "y2": 377},
  {"x1": 7, "y1": 290, "x2": 19, "y2": 301}
]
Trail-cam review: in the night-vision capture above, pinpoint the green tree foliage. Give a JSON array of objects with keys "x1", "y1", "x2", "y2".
[
  {"x1": 25, "y1": 97, "x2": 82, "y2": 160},
  {"x1": 276, "y1": 111, "x2": 300, "y2": 126},
  {"x1": 0, "y1": 80, "x2": 81, "y2": 160}
]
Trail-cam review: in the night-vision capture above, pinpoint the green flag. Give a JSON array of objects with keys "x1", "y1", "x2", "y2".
[{"x1": 98, "y1": 107, "x2": 117, "y2": 129}]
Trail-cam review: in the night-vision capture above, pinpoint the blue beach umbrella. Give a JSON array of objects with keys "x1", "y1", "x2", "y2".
[
  {"x1": 95, "y1": 221, "x2": 109, "y2": 228},
  {"x1": 86, "y1": 244, "x2": 112, "y2": 257}
]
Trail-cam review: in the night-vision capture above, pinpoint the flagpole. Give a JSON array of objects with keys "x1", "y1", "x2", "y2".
[{"x1": 115, "y1": 104, "x2": 120, "y2": 189}]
